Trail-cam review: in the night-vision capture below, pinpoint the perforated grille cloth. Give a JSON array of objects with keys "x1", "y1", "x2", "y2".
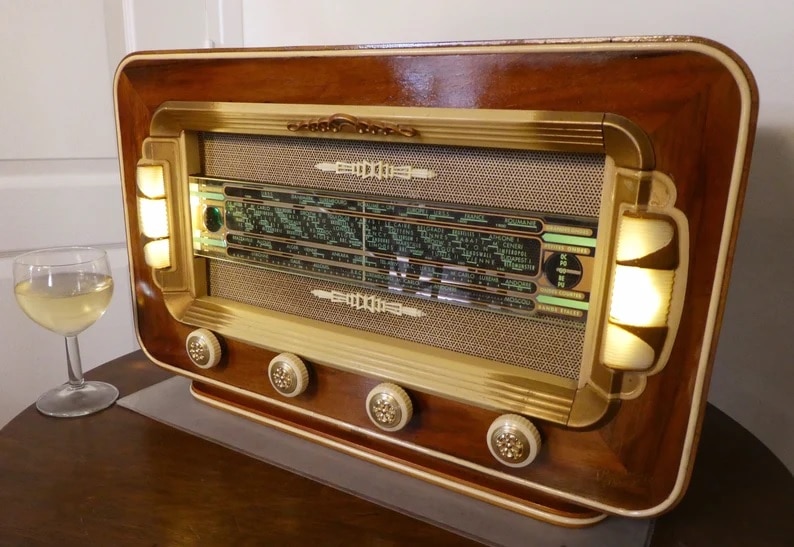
[
  {"x1": 210, "y1": 261, "x2": 585, "y2": 379},
  {"x1": 200, "y1": 133, "x2": 605, "y2": 217},
  {"x1": 201, "y1": 133, "x2": 605, "y2": 380}
]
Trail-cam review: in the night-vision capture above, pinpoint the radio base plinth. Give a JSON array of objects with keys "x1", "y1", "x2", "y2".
[{"x1": 189, "y1": 380, "x2": 606, "y2": 528}]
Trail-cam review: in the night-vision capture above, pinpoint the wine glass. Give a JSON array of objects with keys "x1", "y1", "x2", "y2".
[{"x1": 13, "y1": 246, "x2": 118, "y2": 417}]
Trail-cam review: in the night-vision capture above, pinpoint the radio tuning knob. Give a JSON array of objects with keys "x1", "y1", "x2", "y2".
[
  {"x1": 365, "y1": 383, "x2": 413, "y2": 432},
  {"x1": 268, "y1": 353, "x2": 309, "y2": 397},
  {"x1": 185, "y1": 328, "x2": 221, "y2": 369},
  {"x1": 487, "y1": 414, "x2": 542, "y2": 468}
]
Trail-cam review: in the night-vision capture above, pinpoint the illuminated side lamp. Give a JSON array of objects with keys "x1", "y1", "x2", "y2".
[
  {"x1": 136, "y1": 164, "x2": 166, "y2": 198},
  {"x1": 602, "y1": 323, "x2": 656, "y2": 370},
  {"x1": 609, "y1": 266, "x2": 675, "y2": 327},
  {"x1": 138, "y1": 197, "x2": 169, "y2": 239},
  {"x1": 601, "y1": 213, "x2": 679, "y2": 372},
  {"x1": 143, "y1": 238, "x2": 171, "y2": 270},
  {"x1": 615, "y1": 215, "x2": 675, "y2": 263},
  {"x1": 136, "y1": 161, "x2": 171, "y2": 269}
]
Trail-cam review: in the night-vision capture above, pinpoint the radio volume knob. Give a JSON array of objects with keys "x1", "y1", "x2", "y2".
[
  {"x1": 366, "y1": 383, "x2": 413, "y2": 432},
  {"x1": 487, "y1": 414, "x2": 542, "y2": 468},
  {"x1": 186, "y1": 329, "x2": 222, "y2": 369},
  {"x1": 268, "y1": 353, "x2": 309, "y2": 397}
]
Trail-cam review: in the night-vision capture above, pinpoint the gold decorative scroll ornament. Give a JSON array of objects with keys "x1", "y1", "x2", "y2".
[
  {"x1": 287, "y1": 113, "x2": 419, "y2": 137},
  {"x1": 311, "y1": 290, "x2": 426, "y2": 317},
  {"x1": 315, "y1": 160, "x2": 436, "y2": 180}
]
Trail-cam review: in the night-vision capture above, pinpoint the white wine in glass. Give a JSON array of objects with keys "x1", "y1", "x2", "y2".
[{"x1": 14, "y1": 246, "x2": 119, "y2": 417}]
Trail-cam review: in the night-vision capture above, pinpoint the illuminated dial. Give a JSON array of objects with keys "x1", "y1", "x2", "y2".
[{"x1": 543, "y1": 252, "x2": 583, "y2": 290}]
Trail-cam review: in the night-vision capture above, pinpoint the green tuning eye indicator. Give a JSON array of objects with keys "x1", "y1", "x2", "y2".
[{"x1": 204, "y1": 206, "x2": 224, "y2": 233}]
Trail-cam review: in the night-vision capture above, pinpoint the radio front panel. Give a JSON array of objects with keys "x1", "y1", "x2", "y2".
[
  {"x1": 191, "y1": 135, "x2": 605, "y2": 384},
  {"x1": 116, "y1": 40, "x2": 757, "y2": 525}
]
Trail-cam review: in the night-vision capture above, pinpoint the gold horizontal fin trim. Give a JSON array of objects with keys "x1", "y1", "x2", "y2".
[
  {"x1": 151, "y1": 102, "x2": 607, "y2": 154},
  {"x1": 178, "y1": 295, "x2": 575, "y2": 423}
]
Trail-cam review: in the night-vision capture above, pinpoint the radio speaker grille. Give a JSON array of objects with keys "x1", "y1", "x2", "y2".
[{"x1": 200, "y1": 133, "x2": 605, "y2": 217}]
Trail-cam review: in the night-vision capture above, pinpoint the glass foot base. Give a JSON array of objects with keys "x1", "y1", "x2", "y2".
[{"x1": 36, "y1": 381, "x2": 119, "y2": 418}]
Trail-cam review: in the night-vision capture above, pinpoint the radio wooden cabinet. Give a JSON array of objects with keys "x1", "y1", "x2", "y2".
[{"x1": 114, "y1": 37, "x2": 757, "y2": 525}]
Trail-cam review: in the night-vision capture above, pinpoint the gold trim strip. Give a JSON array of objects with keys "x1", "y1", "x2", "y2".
[{"x1": 150, "y1": 102, "x2": 611, "y2": 156}]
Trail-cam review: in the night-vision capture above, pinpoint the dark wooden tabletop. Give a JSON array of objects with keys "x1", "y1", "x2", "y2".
[{"x1": 0, "y1": 351, "x2": 791, "y2": 546}]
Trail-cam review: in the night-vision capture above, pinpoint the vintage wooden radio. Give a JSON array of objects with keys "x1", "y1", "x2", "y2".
[{"x1": 115, "y1": 37, "x2": 757, "y2": 525}]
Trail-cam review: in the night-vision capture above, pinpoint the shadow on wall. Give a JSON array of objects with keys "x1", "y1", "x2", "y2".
[{"x1": 710, "y1": 125, "x2": 794, "y2": 473}]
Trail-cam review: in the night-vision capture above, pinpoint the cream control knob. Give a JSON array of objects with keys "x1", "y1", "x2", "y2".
[
  {"x1": 268, "y1": 353, "x2": 309, "y2": 397},
  {"x1": 365, "y1": 383, "x2": 413, "y2": 432},
  {"x1": 185, "y1": 328, "x2": 221, "y2": 369},
  {"x1": 487, "y1": 414, "x2": 542, "y2": 468}
]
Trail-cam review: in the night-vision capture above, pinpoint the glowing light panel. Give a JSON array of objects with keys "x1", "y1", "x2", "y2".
[
  {"x1": 136, "y1": 164, "x2": 166, "y2": 199},
  {"x1": 143, "y1": 239, "x2": 171, "y2": 269},
  {"x1": 138, "y1": 197, "x2": 170, "y2": 239},
  {"x1": 601, "y1": 324, "x2": 655, "y2": 370},
  {"x1": 615, "y1": 215, "x2": 674, "y2": 262},
  {"x1": 609, "y1": 266, "x2": 674, "y2": 327}
]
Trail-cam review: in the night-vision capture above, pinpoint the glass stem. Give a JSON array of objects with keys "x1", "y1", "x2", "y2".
[{"x1": 65, "y1": 336, "x2": 85, "y2": 389}]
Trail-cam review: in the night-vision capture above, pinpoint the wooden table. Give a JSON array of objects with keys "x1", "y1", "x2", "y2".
[{"x1": 0, "y1": 352, "x2": 791, "y2": 546}]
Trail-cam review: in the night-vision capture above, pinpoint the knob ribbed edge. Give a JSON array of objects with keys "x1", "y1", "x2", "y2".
[
  {"x1": 365, "y1": 383, "x2": 413, "y2": 432},
  {"x1": 267, "y1": 353, "x2": 309, "y2": 397},
  {"x1": 185, "y1": 328, "x2": 221, "y2": 369},
  {"x1": 486, "y1": 414, "x2": 542, "y2": 468}
]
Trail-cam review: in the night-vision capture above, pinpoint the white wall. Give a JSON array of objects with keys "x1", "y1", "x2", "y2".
[{"x1": 1, "y1": 0, "x2": 791, "y2": 474}]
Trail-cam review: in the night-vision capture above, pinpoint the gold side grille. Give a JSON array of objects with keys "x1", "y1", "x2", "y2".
[
  {"x1": 200, "y1": 133, "x2": 606, "y2": 218},
  {"x1": 209, "y1": 261, "x2": 586, "y2": 380}
]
